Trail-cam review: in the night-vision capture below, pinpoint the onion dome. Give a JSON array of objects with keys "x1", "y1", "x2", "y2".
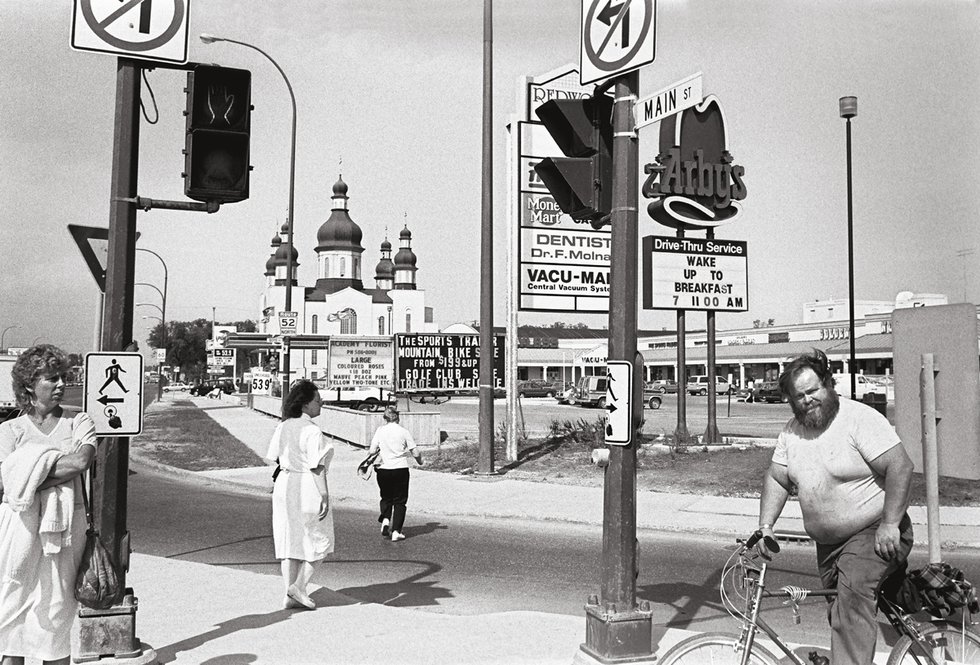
[
  {"x1": 375, "y1": 237, "x2": 395, "y2": 284},
  {"x1": 393, "y1": 225, "x2": 417, "y2": 268},
  {"x1": 316, "y1": 176, "x2": 363, "y2": 252},
  {"x1": 265, "y1": 231, "x2": 283, "y2": 277}
]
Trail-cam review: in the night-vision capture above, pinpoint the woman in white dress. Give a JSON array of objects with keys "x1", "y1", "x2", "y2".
[
  {"x1": 265, "y1": 380, "x2": 334, "y2": 610},
  {"x1": 0, "y1": 345, "x2": 99, "y2": 665}
]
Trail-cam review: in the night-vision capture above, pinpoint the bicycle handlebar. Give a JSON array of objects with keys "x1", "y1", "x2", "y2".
[{"x1": 744, "y1": 529, "x2": 781, "y2": 554}]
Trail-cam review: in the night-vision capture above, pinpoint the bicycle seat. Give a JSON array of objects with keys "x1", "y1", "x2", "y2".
[{"x1": 876, "y1": 561, "x2": 922, "y2": 615}]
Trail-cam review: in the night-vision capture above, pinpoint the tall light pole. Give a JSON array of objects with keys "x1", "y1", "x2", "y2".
[
  {"x1": 137, "y1": 248, "x2": 168, "y2": 401},
  {"x1": 1, "y1": 325, "x2": 19, "y2": 353},
  {"x1": 201, "y1": 33, "x2": 297, "y2": 402},
  {"x1": 840, "y1": 96, "x2": 857, "y2": 400}
]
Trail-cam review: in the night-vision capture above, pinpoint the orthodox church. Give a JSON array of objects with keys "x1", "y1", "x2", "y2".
[{"x1": 258, "y1": 175, "x2": 436, "y2": 379}]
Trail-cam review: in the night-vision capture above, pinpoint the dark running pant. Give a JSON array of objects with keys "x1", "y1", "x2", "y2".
[
  {"x1": 816, "y1": 513, "x2": 913, "y2": 665},
  {"x1": 376, "y1": 468, "x2": 410, "y2": 533}
]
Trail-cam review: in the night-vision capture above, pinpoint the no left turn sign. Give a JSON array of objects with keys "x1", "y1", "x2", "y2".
[
  {"x1": 71, "y1": 0, "x2": 191, "y2": 63},
  {"x1": 580, "y1": 0, "x2": 656, "y2": 85}
]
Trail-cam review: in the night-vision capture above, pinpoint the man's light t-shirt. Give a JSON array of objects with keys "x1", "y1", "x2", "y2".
[{"x1": 772, "y1": 398, "x2": 901, "y2": 543}]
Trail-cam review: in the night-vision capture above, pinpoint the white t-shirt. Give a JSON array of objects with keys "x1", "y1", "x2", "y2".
[
  {"x1": 772, "y1": 398, "x2": 901, "y2": 543},
  {"x1": 370, "y1": 422, "x2": 417, "y2": 470}
]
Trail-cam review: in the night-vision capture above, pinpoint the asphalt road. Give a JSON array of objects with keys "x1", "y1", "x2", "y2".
[{"x1": 125, "y1": 467, "x2": 980, "y2": 648}]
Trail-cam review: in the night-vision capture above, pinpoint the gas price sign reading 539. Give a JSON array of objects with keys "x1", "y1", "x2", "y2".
[{"x1": 641, "y1": 235, "x2": 748, "y2": 312}]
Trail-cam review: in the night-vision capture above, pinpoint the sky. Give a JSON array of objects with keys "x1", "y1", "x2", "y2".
[{"x1": 2, "y1": 0, "x2": 979, "y2": 357}]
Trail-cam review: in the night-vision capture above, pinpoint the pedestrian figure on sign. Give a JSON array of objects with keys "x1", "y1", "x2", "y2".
[
  {"x1": 369, "y1": 406, "x2": 422, "y2": 542},
  {"x1": 264, "y1": 380, "x2": 333, "y2": 610},
  {"x1": 98, "y1": 359, "x2": 128, "y2": 394}
]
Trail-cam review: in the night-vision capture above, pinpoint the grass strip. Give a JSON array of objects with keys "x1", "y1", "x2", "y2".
[
  {"x1": 134, "y1": 400, "x2": 266, "y2": 472},
  {"x1": 429, "y1": 435, "x2": 978, "y2": 507}
]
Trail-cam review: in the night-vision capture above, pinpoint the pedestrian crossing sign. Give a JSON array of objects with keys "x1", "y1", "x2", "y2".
[{"x1": 84, "y1": 352, "x2": 144, "y2": 436}]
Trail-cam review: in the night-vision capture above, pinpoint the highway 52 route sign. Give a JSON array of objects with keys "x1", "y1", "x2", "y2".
[
  {"x1": 84, "y1": 352, "x2": 144, "y2": 436},
  {"x1": 580, "y1": 0, "x2": 656, "y2": 85}
]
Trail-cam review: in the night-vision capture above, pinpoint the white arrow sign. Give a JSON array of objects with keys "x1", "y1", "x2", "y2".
[{"x1": 604, "y1": 360, "x2": 633, "y2": 445}]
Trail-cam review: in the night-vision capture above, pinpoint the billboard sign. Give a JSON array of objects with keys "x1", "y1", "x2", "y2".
[
  {"x1": 395, "y1": 333, "x2": 505, "y2": 392},
  {"x1": 516, "y1": 121, "x2": 610, "y2": 313},
  {"x1": 326, "y1": 337, "x2": 394, "y2": 389},
  {"x1": 642, "y1": 235, "x2": 748, "y2": 312}
]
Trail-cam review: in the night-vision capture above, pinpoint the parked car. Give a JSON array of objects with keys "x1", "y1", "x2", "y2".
[
  {"x1": 162, "y1": 382, "x2": 190, "y2": 393},
  {"x1": 686, "y1": 375, "x2": 733, "y2": 396},
  {"x1": 568, "y1": 375, "x2": 608, "y2": 408},
  {"x1": 517, "y1": 379, "x2": 562, "y2": 398},
  {"x1": 647, "y1": 379, "x2": 679, "y2": 394},
  {"x1": 642, "y1": 385, "x2": 663, "y2": 410},
  {"x1": 832, "y1": 373, "x2": 886, "y2": 400},
  {"x1": 753, "y1": 380, "x2": 786, "y2": 404}
]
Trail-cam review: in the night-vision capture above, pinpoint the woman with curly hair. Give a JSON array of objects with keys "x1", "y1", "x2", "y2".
[
  {"x1": 265, "y1": 379, "x2": 334, "y2": 610},
  {"x1": 0, "y1": 344, "x2": 99, "y2": 665}
]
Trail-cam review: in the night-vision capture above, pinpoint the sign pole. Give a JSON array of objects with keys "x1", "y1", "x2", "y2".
[
  {"x1": 78, "y1": 57, "x2": 154, "y2": 662},
  {"x1": 580, "y1": 70, "x2": 654, "y2": 664}
]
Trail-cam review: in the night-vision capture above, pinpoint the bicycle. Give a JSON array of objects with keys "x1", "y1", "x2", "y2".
[{"x1": 658, "y1": 531, "x2": 980, "y2": 665}]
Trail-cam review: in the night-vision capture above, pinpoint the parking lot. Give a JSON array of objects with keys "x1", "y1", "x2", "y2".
[{"x1": 396, "y1": 393, "x2": 815, "y2": 441}]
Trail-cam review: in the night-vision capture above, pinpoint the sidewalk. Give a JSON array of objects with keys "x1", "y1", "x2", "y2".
[{"x1": 114, "y1": 396, "x2": 980, "y2": 664}]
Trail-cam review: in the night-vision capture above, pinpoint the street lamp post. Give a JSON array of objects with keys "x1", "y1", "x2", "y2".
[
  {"x1": 840, "y1": 96, "x2": 858, "y2": 400},
  {"x1": 201, "y1": 33, "x2": 297, "y2": 403},
  {"x1": 1, "y1": 325, "x2": 19, "y2": 353},
  {"x1": 136, "y1": 248, "x2": 168, "y2": 401}
]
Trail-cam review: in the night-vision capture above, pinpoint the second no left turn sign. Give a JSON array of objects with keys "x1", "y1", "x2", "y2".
[
  {"x1": 71, "y1": 0, "x2": 190, "y2": 63},
  {"x1": 581, "y1": 0, "x2": 656, "y2": 85}
]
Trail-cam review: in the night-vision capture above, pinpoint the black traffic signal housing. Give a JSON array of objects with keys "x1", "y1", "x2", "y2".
[
  {"x1": 533, "y1": 95, "x2": 614, "y2": 229},
  {"x1": 183, "y1": 65, "x2": 252, "y2": 204}
]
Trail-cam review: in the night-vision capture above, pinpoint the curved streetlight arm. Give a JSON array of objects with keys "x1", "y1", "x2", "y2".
[
  {"x1": 136, "y1": 302, "x2": 164, "y2": 317},
  {"x1": 201, "y1": 33, "x2": 298, "y2": 402},
  {"x1": 1, "y1": 325, "x2": 20, "y2": 352},
  {"x1": 136, "y1": 248, "x2": 168, "y2": 348},
  {"x1": 136, "y1": 282, "x2": 165, "y2": 303},
  {"x1": 199, "y1": 34, "x2": 297, "y2": 310}
]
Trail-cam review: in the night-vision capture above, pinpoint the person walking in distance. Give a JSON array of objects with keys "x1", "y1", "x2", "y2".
[
  {"x1": 755, "y1": 349, "x2": 914, "y2": 665},
  {"x1": 265, "y1": 380, "x2": 334, "y2": 610},
  {"x1": 369, "y1": 407, "x2": 422, "y2": 542}
]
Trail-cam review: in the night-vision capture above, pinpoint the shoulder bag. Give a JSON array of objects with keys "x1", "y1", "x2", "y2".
[{"x1": 74, "y1": 472, "x2": 124, "y2": 610}]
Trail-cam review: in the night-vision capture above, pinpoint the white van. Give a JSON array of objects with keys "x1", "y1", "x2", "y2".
[
  {"x1": 832, "y1": 373, "x2": 885, "y2": 400},
  {"x1": 686, "y1": 375, "x2": 733, "y2": 396}
]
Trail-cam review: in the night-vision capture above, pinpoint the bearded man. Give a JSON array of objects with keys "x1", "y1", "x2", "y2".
[{"x1": 755, "y1": 349, "x2": 914, "y2": 665}]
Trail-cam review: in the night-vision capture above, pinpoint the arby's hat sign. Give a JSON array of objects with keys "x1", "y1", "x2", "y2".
[{"x1": 642, "y1": 95, "x2": 746, "y2": 230}]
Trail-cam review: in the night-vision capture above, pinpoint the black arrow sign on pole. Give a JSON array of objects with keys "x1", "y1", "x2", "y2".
[
  {"x1": 597, "y1": 0, "x2": 633, "y2": 53},
  {"x1": 97, "y1": 394, "x2": 125, "y2": 405}
]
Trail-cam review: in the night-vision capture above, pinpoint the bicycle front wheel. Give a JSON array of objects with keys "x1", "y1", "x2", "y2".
[
  {"x1": 659, "y1": 633, "x2": 780, "y2": 665},
  {"x1": 887, "y1": 623, "x2": 980, "y2": 665}
]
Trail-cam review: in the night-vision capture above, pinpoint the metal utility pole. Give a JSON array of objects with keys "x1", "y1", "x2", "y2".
[
  {"x1": 580, "y1": 70, "x2": 653, "y2": 664},
  {"x1": 78, "y1": 57, "x2": 153, "y2": 662},
  {"x1": 703, "y1": 228, "x2": 721, "y2": 443},
  {"x1": 840, "y1": 96, "x2": 857, "y2": 400},
  {"x1": 477, "y1": 0, "x2": 496, "y2": 475}
]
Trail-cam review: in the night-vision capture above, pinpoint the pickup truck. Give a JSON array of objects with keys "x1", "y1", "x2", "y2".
[{"x1": 320, "y1": 385, "x2": 394, "y2": 412}]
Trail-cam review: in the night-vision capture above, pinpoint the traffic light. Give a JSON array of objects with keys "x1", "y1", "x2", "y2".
[
  {"x1": 533, "y1": 95, "x2": 614, "y2": 229},
  {"x1": 183, "y1": 65, "x2": 252, "y2": 204}
]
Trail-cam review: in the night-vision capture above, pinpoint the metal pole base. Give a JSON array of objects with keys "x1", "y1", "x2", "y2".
[
  {"x1": 702, "y1": 422, "x2": 722, "y2": 444},
  {"x1": 672, "y1": 423, "x2": 693, "y2": 446},
  {"x1": 76, "y1": 591, "x2": 157, "y2": 663},
  {"x1": 576, "y1": 602, "x2": 654, "y2": 664}
]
